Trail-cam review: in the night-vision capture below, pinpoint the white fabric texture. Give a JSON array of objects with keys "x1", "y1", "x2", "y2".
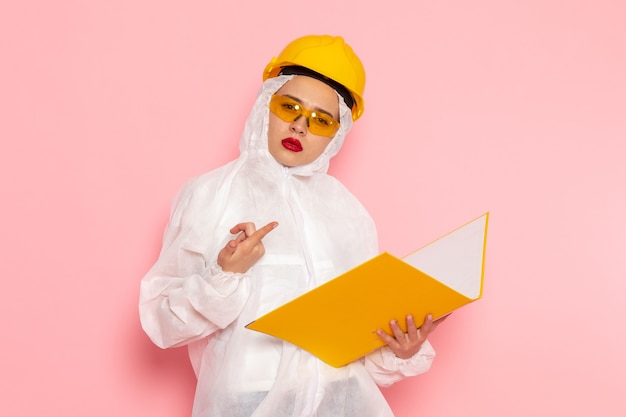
[{"x1": 139, "y1": 75, "x2": 435, "y2": 417}]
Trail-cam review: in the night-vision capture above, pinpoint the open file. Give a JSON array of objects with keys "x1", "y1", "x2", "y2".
[{"x1": 246, "y1": 213, "x2": 489, "y2": 367}]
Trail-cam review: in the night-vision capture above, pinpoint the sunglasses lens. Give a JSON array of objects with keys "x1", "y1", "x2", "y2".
[{"x1": 269, "y1": 95, "x2": 339, "y2": 137}]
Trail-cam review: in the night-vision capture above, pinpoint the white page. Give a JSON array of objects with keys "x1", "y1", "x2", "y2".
[{"x1": 402, "y1": 214, "x2": 487, "y2": 299}]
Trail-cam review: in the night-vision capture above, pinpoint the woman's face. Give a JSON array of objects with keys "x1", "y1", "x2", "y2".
[{"x1": 267, "y1": 76, "x2": 340, "y2": 167}]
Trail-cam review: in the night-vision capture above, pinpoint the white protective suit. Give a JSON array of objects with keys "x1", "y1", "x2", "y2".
[{"x1": 139, "y1": 75, "x2": 435, "y2": 417}]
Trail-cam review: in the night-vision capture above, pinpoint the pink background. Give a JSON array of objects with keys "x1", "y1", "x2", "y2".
[{"x1": 1, "y1": 0, "x2": 624, "y2": 416}]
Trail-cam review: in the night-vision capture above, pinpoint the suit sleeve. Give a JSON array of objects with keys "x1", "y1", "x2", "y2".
[{"x1": 139, "y1": 182, "x2": 251, "y2": 349}]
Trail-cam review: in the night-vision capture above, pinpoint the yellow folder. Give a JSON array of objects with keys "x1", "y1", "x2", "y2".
[{"x1": 246, "y1": 213, "x2": 489, "y2": 368}]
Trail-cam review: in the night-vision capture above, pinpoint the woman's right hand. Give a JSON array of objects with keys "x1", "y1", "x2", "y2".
[{"x1": 217, "y1": 221, "x2": 278, "y2": 273}]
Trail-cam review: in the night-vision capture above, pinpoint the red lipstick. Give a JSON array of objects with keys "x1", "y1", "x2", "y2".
[{"x1": 281, "y1": 138, "x2": 303, "y2": 152}]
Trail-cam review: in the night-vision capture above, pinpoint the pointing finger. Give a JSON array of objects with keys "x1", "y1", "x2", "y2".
[{"x1": 244, "y1": 221, "x2": 279, "y2": 246}]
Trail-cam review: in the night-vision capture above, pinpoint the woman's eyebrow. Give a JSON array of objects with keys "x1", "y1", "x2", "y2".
[{"x1": 281, "y1": 94, "x2": 336, "y2": 119}]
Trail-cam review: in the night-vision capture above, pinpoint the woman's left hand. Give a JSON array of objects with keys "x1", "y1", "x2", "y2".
[{"x1": 376, "y1": 314, "x2": 447, "y2": 359}]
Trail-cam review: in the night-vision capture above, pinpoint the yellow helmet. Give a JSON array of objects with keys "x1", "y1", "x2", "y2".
[{"x1": 263, "y1": 35, "x2": 366, "y2": 121}]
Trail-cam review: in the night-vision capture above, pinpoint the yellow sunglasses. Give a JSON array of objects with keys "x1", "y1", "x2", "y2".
[{"x1": 269, "y1": 94, "x2": 340, "y2": 138}]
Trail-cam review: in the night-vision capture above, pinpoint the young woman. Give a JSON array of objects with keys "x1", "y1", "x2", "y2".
[{"x1": 140, "y1": 35, "x2": 441, "y2": 417}]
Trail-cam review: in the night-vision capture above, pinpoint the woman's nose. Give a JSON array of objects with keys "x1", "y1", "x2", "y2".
[{"x1": 289, "y1": 115, "x2": 308, "y2": 135}]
